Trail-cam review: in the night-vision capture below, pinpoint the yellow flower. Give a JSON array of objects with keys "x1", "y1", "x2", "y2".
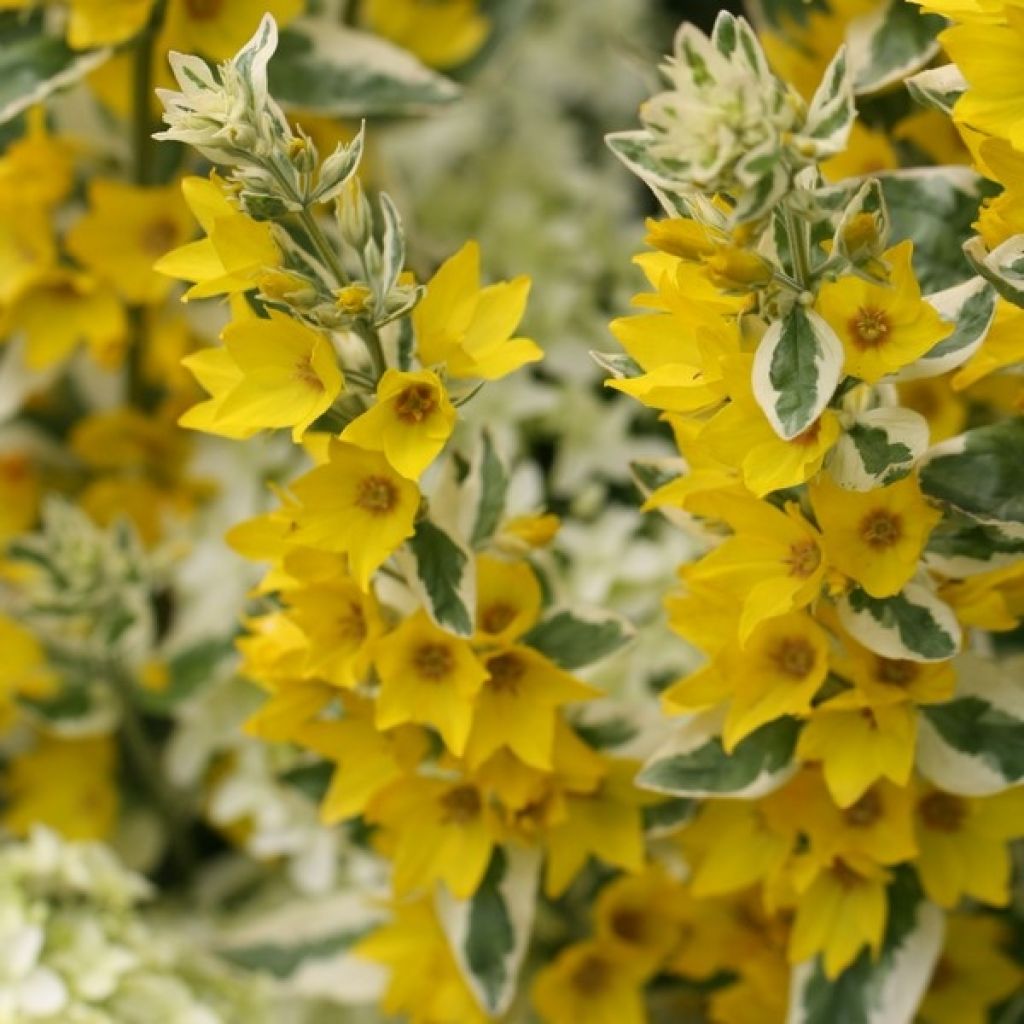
[
  {"x1": 354, "y1": 898, "x2": 489, "y2": 1024},
  {"x1": 181, "y1": 310, "x2": 343, "y2": 442},
  {"x1": 341, "y1": 368, "x2": 456, "y2": 479},
  {"x1": 362, "y1": 0, "x2": 490, "y2": 70},
  {"x1": 0, "y1": 206, "x2": 54, "y2": 307},
  {"x1": 663, "y1": 611, "x2": 830, "y2": 751},
  {"x1": 789, "y1": 856, "x2": 890, "y2": 978},
  {"x1": 810, "y1": 473, "x2": 941, "y2": 598},
  {"x1": 914, "y1": 785, "x2": 1024, "y2": 907},
  {"x1": 940, "y1": 561, "x2": 1024, "y2": 631},
  {"x1": 815, "y1": 240, "x2": 952, "y2": 383},
  {"x1": 368, "y1": 776, "x2": 499, "y2": 898},
  {"x1": 474, "y1": 555, "x2": 542, "y2": 645},
  {"x1": 953, "y1": 297, "x2": 1024, "y2": 391},
  {"x1": 155, "y1": 176, "x2": 281, "y2": 300},
  {"x1": 918, "y1": 914, "x2": 1024, "y2": 1024},
  {"x1": 532, "y1": 940, "x2": 649, "y2": 1024},
  {"x1": 833, "y1": 636, "x2": 956, "y2": 706},
  {"x1": 289, "y1": 439, "x2": 420, "y2": 588},
  {"x1": 700, "y1": 354, "x2": 841, "y2": 496},
  {"x1": 796, "y1": 701, "x2": 917, "y2": 807},
  {"x1": 898, "y1": 376, "x2": 968, "y2": 443},
  {"x1": 62, "y1": 0, "x2": 154, "y2": 47},
  {"x1": 2, "y1": 267, "x2": 126, "y2": 370},
  {"x1": 373, "y1": 610, "x2": 488, "y2": 756},
  {"x1": 0, "y1": 616, "x2": 55, "y2": 728},
  {"x1": 66, "y1": 180, "x2": 194, "y2": 305},
  {"x1": 0, "y1": 452, "x2": 40, "y2": 544},
  {"x1": 3, "y1": 734, "x2": 118, "y2": 841},
  {"x1": 820, "y1": 120, "x2": 899, "y2": 183},
  {"x1": 682, "y1": 494, "x2": 826, "y2": 643},
  {"x1": 463, "y1": 646, "x2": 598, "y2": 770},
  {"x1": 158, "y1": 0, "x2": 303, "y2": 61},
  {"x1": 413, "y1": 240, "x2": 541, "y2": 380},
  {"x1": 0, "y1": 108, "x2": 74, "y2": 211}
]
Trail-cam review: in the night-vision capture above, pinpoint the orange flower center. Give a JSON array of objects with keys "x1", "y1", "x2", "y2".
[
  {"x1": 791, "y1": 419, "x2": 822, "y2": 447},
  {"x1": 333, "y1": 601, "x2": 366, "y2": 643},
  {"x1": 842, "y1": 788, "x2": 883, "y2": 828},
  {"x1": 849, "y1": 306, "x2": 892, "y2": 348},
  {"x1": 876, "y1": 657, "x2": 918, "y2": 686},
  {"x1": 480, "y1": 601, "x2": 518, "y2": 635},
  {"x1": 140, "y1": 217, "x2": 180, "y2": 256},
  {"x1": 394, "y1": 384, "x2": 438, "y2": 424},
  {"x1": 439, "y1": 784, "x2": 482, "y2": 824},
  {"x1": 786, "y1": 539, "x2": 821, "y2": 578},
  {"x1": 0, "y1": 453, "x2": 30, "y2": 484},
  {"x1": 610, "y1": 907, "x2": 649, "y2": 945},
  {"x1": 486, "y1": 652, "x2": 527, "y2": 694},
  {"x1": 570, "y1": 954, "x2": 610, "y2": 996},
  {"x1": 859, "y1": 508, "x2": 903, "y2": 549},
  {"x1": 355, "y1": 474, "x2": 398, "y2": 516},
  {"x1": 771, "y1": 637, "x2": 817, "y2": 679},
  {"x1": 184, "y1": 0, "x2": 223, "y2": 19},
  {"x1": 413, "y1": 642, "x2": 455, "y2": 681},
  {"x1": 830, "y1": 859, "x2": 866, "y2": 889},
  {"x1": 918, "y1": 792, "x2": 967, "y2": 833},
  {"x1": 293, "y1": 354, "x2": 325, "y2": 392}
]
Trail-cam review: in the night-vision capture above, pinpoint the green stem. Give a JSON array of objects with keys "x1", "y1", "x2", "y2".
[
  {"x1": 353, "y1": 321, "x2": 387, "y2": 382},
  {"x1": 298, "y1": 207, "x2": 350, "y2": 288},
  {"x1": 783, "y1": 203, "x2": 812, "y2": 290}
]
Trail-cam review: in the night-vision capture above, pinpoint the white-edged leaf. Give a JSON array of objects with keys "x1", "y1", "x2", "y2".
[
  {"x1": 461, "y1": 429, "x2": 508, "y2": 548},
  {"x1": 963, "y1": 233, "x2": 1024, "y2": 309},
  {"x1": 591, "y1": 350, "x2": 643, "y2": 380},
  {"x1": 605, "y1": 129, "x2": 680, "y2": 193},
  {"x1": 376, "y1": 191, "x2": 404, "y2": 301},
  {"x1": 311, "y1": 124, "x2": 364, "y2": 204},
  {"x1": 270, "y1": 18, "x2": 460, "y2": 117},
  {"x1": 906, "y1": 64, "x2": 967, "y2": 117},
  {"x1": 918, "y1": 655, "x2": 1024, "y2": 796},
  {"x1": 837, "y1": 583, "x2": 962, "y2": 663},
  {"x1": 233, "y1": 12, "x2": 279, "y2": 109},
  {"x1": 397, "y1": 518, "x2": 475, "y2": 636},
  {"x1": 924, "y1": 514, "x2": 1024, "y2": 577},
  {"x1": 846, "y1": 0, "x2": 944, "y2": 96},
  {"x1": 828, "y1": 406, "x2": 929, "y2": 490},
  {"x1": 796, "y1": 45, "x2": 855, "y2": 156},
  {"x1": 638, "y1": 713, "x2": 799, "y2": 799},
  {"x1": 834, "y1": 177, "x2": 889, "y2": 265},
  {"x1": 436, "y1": 846, "x2": 540, "y2": 1017},
  {"x1": 898, "y1": 277, "x2": 997, "y2": 380},
  {"x1": 752, "y1": 305, "x2": 844, "y2": 441},
  {"x1": 522, "y1": 608, "x2": 635, "y2": 671},
  {"x1": 787, "y1": 868, "x2": 943, "y2": 1024}
]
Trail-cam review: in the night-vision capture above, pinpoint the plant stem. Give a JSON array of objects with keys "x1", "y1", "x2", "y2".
[
  {"x1": 783, "y1": 203, "x2": 812, "y2": 289},
  {"x1": 298, "y1": 206, "x2": 350, "y2": 287},
  {"x1": 353, "y1": 321, "x2": 387, "y2": 382}
]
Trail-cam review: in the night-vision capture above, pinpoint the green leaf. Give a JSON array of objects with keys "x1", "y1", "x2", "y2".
[
  {"x1": 591, "y1": 350, "x2": 644, "y2": 380},
  {"x1": 847, "y1": 0, "x2": 944, "y2": 96},
  {"x1": 964, "y1": 232, "x2": 1024, "y2": 309},
  {"x1": 638, "y1": 716, "x2": 800, "y2": 798},
  {"x1": 919, "y1": 418, "x2": 1024, "y2": 534},
  {"x1": 838, "y1": 584, "x2": 961, "y2": 663},
  {"x1": 0, "y1": 25, "x2": 110, "y2": 125},
  {"x1": 270, "y1": 18, "x2": 460, "y2": 117},
  {"x1": 136, "y1": 636, "x2": 237, "y2": 714},
  {"x1": 918, "y1": 654, "x2": 1024, "y2": 794},
  {"x1": 222, "y1": 930, "x2": 363, "y2": 978},
  {"x1": 800, "y1": 46, "x2": 855, "y2": 154},
  {"x1": 522, "y1": 609, "x2": 634, "y2": 670},
  {"x1": 878, "y1": 169, "x2": 987, "y2": 292},
  {"x1": 605, "y1": 130, "x2": 679, "y2": 193},
  {"x1": 925, "y1": 514, "x2": 1024, "y2": 576},
  {"x1": 468, "y1": 430, "x2": 508, "y2": 548},
  {"x1": 788, "y1": 867, "x2": 943, "y2": 1024},
  {"x1": 829, "y1": 407, "x2": 928, "y2": 491},
  {"x1": 906, "y1": 63, "x2": 967, "y2": 116},
  {"x1": 436, "y1": 847, "x2": 540, "y2": 1016},
  {"x1": 752, "y1": 305, "x2": 844, "y2": 441},
  {"x1": 401, "y1": 519, "x2": 475, "y2": 636}
]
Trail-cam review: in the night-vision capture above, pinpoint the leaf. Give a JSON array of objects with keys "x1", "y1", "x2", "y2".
[
  {"x1": 925, "y1": 514, "x2": 1024, "y2": 577},
  {"x1": 522, "y1": 609, "x2": 635, "y2": 670},
  {"x1": 799, "y1": 46, "x2": 855, "y2": 155},
  {"x1": 838, "y1": 584, "x2": 962, "y2": 663},
  {"x1": 828, "y1": 407, "x2": 929, "y2": 491},
  {"x1": 877, "y1": 169, "x2": 987, "y2": 292},
  {"x1": 436, "y1": 846, "x2": 540, "y2": 1017},
  {"x1": 833, "y1": 178, "x2": 889, "y2": 264},
  {"x1": 752, "y1": 305, "x2": 844, "y2": 441},
  {"x1": 963, "y1": 233, "x2": 1024, "y2": 309},
  {"x1": 136, "y1": 635, "x2": 238, "y2": 714},
  {"x1": 400, "y1": 519, "x2": 475, "y2": 636},
  {"x1": 906, "y1": 63, "x2": 967, "y2": 116},
  {"x1": 898, "y1": 277, "x2": 997, "y2": 380},
  {"x1": 605, "y1": 130, "x2": 679, "y2": 193},
  {"x1": 919, "y1": 418, "x2": 1024, "y2": 535},
  {"x1": 376, "y1": 191, "x2": 405, "y2": 300},
  {"x1": 270, "y1": 18, "x2": 460, "y2": 117},
  {"x1": 846, "y1": 0, "x2": 944, "y2": 96},
  {"x1": 787, "y1": 867, "x2": 944, "y2": 1024},
  {"x1": 0, "y1": 24, "x2": 110, "y2": 125},
  {"x1": 222, "y1": 930, "x2": 363, "y2": 978},
  {"x1": 591, "y1": 350, "x2": 644, "y2": 380}
]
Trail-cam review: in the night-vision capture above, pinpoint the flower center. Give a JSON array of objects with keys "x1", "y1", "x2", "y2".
[
  {"x1": 842, "y1": 788, "x2": 883, "y2": 828},
  {"x1": 570, "y1": 954, "x2": 609, "y2": 996},
  {"x1": 610, "y1": 908, "x2": 649, "y2": 945},
  {"x1": 786, "y1": 539, "x2": 821, "y2": 578},
  {"x1": 859, "y1": 508, "x2": 903, "y2": 549},
  {"x1": 480, "y1": 602, "x2": 518, "y2": 635},
  {"x1": 876, "y1": 657, "x2": 918, "y2": 686},
  {"x1": 184, "y1": 0, "x2": 223, "y2": 19},
  {"x1": 439, "y1": 784, "x2": 482, "y2": 824},
  {"x1": 394, "y1": 384, "x2": 438, "y2": 424},
  {"x1": 334, "y1": 601, "x2": 366, "y2": 644},
  {"x1": 791, "y1": 419, "x2": 822, "y2": 447},
  {"x1": 849, "y1": 306, "x2": 892, "y2": 348},
  {"x1": 293, "y1": 354, "x2": 325, "y2": 392},
  {"x1": 771, "y1": 636, "x2": 817, "y2": 679},
  {"x1": 140, "y1": 217, "x2": 179, "y2": 256},
  {"x1": 830, "y1": 859, "x2": 865, "y2": 889},
  {"x1": 0, "y1": 453, "x2": 30, "y2": 483},
  {"x1": 413, "y1": 642, "x2": 455, "y2": 682},
  {"x1": 355, "y1": 475, "x2": 398, "y2": 516},
  {"x1": 486, "y1": 653, "x2": 527, "y2": 695},
  {"x1": 918, "y1": 792, "x2": 967, "y2": 833}
]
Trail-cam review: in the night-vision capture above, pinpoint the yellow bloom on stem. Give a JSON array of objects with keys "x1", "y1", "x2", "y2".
[
  {"x1": 0, "y1": 616, "x2": 55, "y2": 727},
  {"x1": 0, "y1": 108, "x2": 74, "y2": 211},
  {"x1": 797, "y1": 701, "x2": 917, "y2": 807},
  {"x1": 663, "y1": 611, "x2": 830, "y2": 751},
  {"x1": 158, "y1": 0, "x2": 303, "y2": 61},
  {"x1": 368, "y1": 776, "x2": 499, "y2": 898},
  {"x1": 2, "y1": 267, "x2": 126, "y2": 370},
  {"x1": 700, "y1": 354, "x2": 841, "y2": 496},
  {"x1": 953, "y1": 297, "x2": 1024, "y2": 391},
  {"x1": 63, "y1": 0, "x2": 153, "y2": 47},
  {"x1": 66, "y1": 180, "x2": 193, "y2": 305},
  {"x1": 182, "y1": 310, "x2": 343, "y2": 442},
  {"x1": 810, "y1": 473, "x2": 941, "y2": 598},
  {"x1": 155, "y1": 176, "x2": 282, "y2": 300},
  {"x1": 940, "y1": 561, "x2": 1024, "y2": 631},
  {"x1": 463, "y1": 646, "x2": 599, "y2": 770},
  {"x1": 789, "y1": 856, "x2": 890, "y2": 978},
  {"x1": 815, "y1": 240, "x2": 952, "y2": 383},
  {"x1": 362, "y1": 0, "x2": 490, "y2": 70},
  {"x1": 914, "y1": 785, "x2": 1024, "y2": 908},
  {"x1": 341, "y1": 368, "x2": 456, "y2": 479},
  {"x1": 898, "y1": 376, "x2": 968, "y2": 444},
  {"x1": 354, "y1": 897, "x2": 489, "y2": 1024},
  {"x1": 373, "y1": 610, "x2": 488, "y2": 756},
  {"x1": 413, "y1": 240, "x2": 541, "y2": 380},
  {"x1": 0, "y1": 452, "x2": 40, "y2": 544},
  {"x1": 682, "y1": 494, "x2": 826, "y2": 643},
  {"x1": 834, "y1": 636, "x2": 956, "y2": 706},
  {"x1": 820, "y1": 120, "x2": 900, "y2": 183},
  {"x1": 532, "y1": 939, "x2": 649, "y2": 1024},
  {"x1": 0, "y1": 206, "x2": 54, "y2": 307},
  {"x1": 289, "y1": 440, "x2": 420, "y2": 588},
  {"x1": 918, "y1": 914, "x2": 1024, "y2": 1024},
  {"x1": 474, "y1": 555, "x2": 542, "y2": 645}
]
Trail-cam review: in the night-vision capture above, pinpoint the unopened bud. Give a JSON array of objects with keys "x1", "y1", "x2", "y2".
[
  {"x1": 336, "y1": 177, "x2": 373, "y2": 250},
  {"x1": 335, "y1": 283, "x2": 373, "y2": 315},
  {"x1": 703, "y1": 246, "x2": 774, "y2": 291}
]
